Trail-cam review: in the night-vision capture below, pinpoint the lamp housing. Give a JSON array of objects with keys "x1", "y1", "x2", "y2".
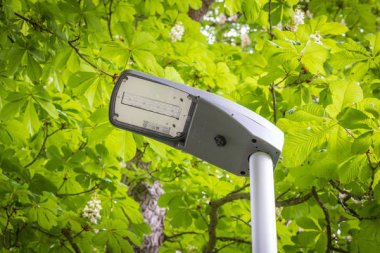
[{"x1": 109, "y1": 70, "x2": 284, "y2": 176}]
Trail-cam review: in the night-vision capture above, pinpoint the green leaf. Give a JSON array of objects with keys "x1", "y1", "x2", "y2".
[
  {"x1": 171, "y1": 209, "x2": 192, "y2": 228},
  {"x1": 301, "y1": 43, "x2": 329, "y2": 75},
  {"x1": 356, "y1": 220, "x2": 380, "y2": 252},
  {"x1": 319, "y1": 22, "x2": 348, "y2": 35},
  {"x1": 0, "y1": 99, "x2": 26, "y2": 120},
  {"x1": 26, "y1": 193, "x2": 58, "y2": 230},
  {"x1": 84, "y1": 79, "x2": 99, "y2": 107},
  {"x1": 35, "y1": 98, "x2": 59, "y2": 119},
  {"x1": 296, "y1": 217, "x2": 321, "y2": 231},
  {"x1": 23, "y1": 100, "x2": 40, "y2": 135},
  {"x1": 286, "y1": 104, "x2": 326, "y2": 122},
  {"x1": 326, "y1": 81, "x2": 364, "y2": 117},
  {"x1": 93, "y1": 220, "x2": 135, "y2": 253},
  {"x1": 27, "y1": 53, "x2": 42, "y2": 82},
  {"x1": 164, "y1": 66, "x2": 184, "y2": 83},
  {"x1": 105, "y1": 130, "x2": 136, "y2": 162},
  {"x1": 373, "y1": 132, "x2": 380, "y2": 159},
  {"x1": 189, "y1": 0, "x2": 202, "y2": 9},
  {"x1": 337, "y1": 107, "x2": 372, "y2": 130},
  {"x1": 330, "y1": 50, "x2": 368, "y2": 70},
  {"x1": 371, "y1": 32, "x2": 380, "y2": 57},
  {"x1": 282, "y1": 123, "x2": 336, "y2": 167},
  {"x1": 132, "y1": 50, "x2": 163, "y2": 75},
  {"x1": 242, "y1": 0, "x2": 261, "y2": 23},
  {"x1": 225, "y1": 0, "x2": 242, "y2": 15},
  {"x1": 351, "y1": 131, "x2": 373, "y2": 154},
  {"x1": 326, "y1": 126, "x2": 352, "y2": 162},
  {"x1": 339, "y1": 155, "x2": 367, "y2": 184},
  {"x1": 7, "y1": 47, "x2": 25, "y2": 75},
  {"x1": 144, "y1": 0, "x2": 164, "y2": 15}
]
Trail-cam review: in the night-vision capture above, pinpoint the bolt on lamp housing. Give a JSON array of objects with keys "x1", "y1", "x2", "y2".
[{"x1": 109, "y1": 70, "x2": 284, "y2": 176}]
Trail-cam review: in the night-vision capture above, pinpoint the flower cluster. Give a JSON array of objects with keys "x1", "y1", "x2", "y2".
[
  {"x1": 82, "y1": 196, "x2": 102, "y2": 224},
  {"x1": 310, "y1": 31, "x2": 323, "y2": 45},
  {"x1": 170, "y1": 22, "x2": 185, "y2": 42},
  {"x1": 293, "y1": 8, "x2": 305, "y2": 31},
  {"x1": 241, "y1": 34, "x2": 251, "y2": 48},
  {"x1": 218, "y1": 13, "x2": 227, "y2": 24}
]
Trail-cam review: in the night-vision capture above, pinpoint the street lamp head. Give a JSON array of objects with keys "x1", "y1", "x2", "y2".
[{"x1": 109, "y1": 70, "x2": 284, "y2": 176}]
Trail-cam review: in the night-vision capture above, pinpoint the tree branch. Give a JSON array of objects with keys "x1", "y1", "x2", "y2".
[
  {"x1": 330, "y1": 180, "x2": 380, "y2": 221},
  {"x1": 32, "y1": 225, "x2": 60, "y2": 238},
  {"x1": 61, "y1": 228, "x2": 81, "y2": 253},
  {"x1": 268, "y1": 0, "x2": 274, "y2": 40},
  {"x1": 276, "y1": 191, "x2": 313, "y2": 207},
  {"x1": 67, "y1": 39, "x2": 116, "y2": 79},
  {"x1": 204, "y1": 192, "x2": 249, "y2": 253},
  {"x1": 365, "y1": 150, "x2": 380, "y2": 198},
  {"x1": 14, "y1": 12, "x2": 54, "y2": 35},
  {"x1": 312, "y1": 187, "x2": 348, "y2": 253},
  {"x1": 312, "y1": 187, "x2": 332, "y2": 253},
  {"x1": 14, "y1": 12, "x2": 116, "y2": 80},
  {"x1": 217, "y1": 236, "x2": 251, "y2": 244},
  {"x1": 107, "y1": 0, "x2": 114, "y2": 40},
  {"x1": 270, "y1": 83, "x2": 278, "y2": 123},
  {"x1": 24, "y1": 123, "x2": 64, "y2": 168},
  {"x1": 203, "y1": 187, "x2": 315, "y2": 252},
  {"x1": 56, "y1": 184, "x2": 100, "y2": 198},
  {"x1": 164, "y1": 232, "x2": 200, "y2": 242},
  {"x1": 227, "y1": 183, "x2": 250, "y2": 196},
  {"x1": 188, "y1": 0, "x2": 215, "y2": 22},
  {"x1": 230, "y1": 215, "x2": 251, "y2": 227}
]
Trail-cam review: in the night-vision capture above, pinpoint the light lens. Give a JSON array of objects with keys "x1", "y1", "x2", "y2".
[
  {"x1": 112, "y1": 76, "x2": 193, "y2": 138},
  {"x1": 121, "y1": 92, "x2": 182, "y2": 119}
]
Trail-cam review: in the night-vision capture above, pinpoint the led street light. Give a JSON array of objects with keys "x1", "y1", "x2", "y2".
[{"x1": 109, "y1": 70, "x2": 284, "y2": 176}]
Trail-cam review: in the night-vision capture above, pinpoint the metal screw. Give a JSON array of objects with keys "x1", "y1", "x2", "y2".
[{"x1": 214, "y1": 135, "x2": 226, "y2": 147}]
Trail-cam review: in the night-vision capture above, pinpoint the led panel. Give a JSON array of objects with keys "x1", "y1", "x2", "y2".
[{"x1": 112, "y1": 75, "x2": 194, "y2": 139}]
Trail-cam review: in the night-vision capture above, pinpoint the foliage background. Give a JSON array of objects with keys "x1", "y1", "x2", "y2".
[{"x1": 1, "y1": 0, "x2": 380, "y2": 252}]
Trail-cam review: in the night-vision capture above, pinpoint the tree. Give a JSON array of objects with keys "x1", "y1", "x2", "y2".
[{"x1": 0, "y1": 0, "x2": 380, "y2": 252}]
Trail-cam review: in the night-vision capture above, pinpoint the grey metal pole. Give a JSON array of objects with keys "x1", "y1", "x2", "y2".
[{"x1": 249, "y1": 152, "x2": 277, "y2": 253}]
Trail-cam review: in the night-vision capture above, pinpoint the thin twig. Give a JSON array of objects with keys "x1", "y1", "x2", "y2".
[
  {"x1": 227, "y1": 184, "x2": 250, "y2": 196},
  {"x1": 61, "y1": 228, "x2": 81, "y2": 253},
  {"x1": 365, "y1": 150, "x2": 380, "y2": 198},
  {"x1": 312, "y1": 187, "x2": 332, "y2": 253},
  {"x1": 56, "y1": 184, "x2": 99, "y2": 197},
  {"x1": 14, "y1": 12, "x2": 116, "y2": 79},
  {"x1": 312, "y1": 187, "x2": 348, "y2": 253},
  {"x1": 276, "y1": 191, "x2": 313, "y2": 207},
  {"x1": 14, "y1": 13, "x2": 54, "y2": 35},
  {"x1": 230, "y1": 215, "x2": 251, "y2": 227},
  {"x1": 205, "y1": 192, "x2": 250, "y2": 253},
  {"x1": 276, "y1": 188, "x2": 291, "y2": 201},
  {"x1": 268, "y1": 0, "x2": 274, "y2": 40},
  {"x1": 215, "y1": 242, "x2": 235, "y2": 252},
  {"x1": 107, "y1": 0, "x2": 114, "y2": 40},
  {"x1": 217, "y1": 236, "x2": 251, "y2": 244},
  {"x1": 24, "y1": 124, "x2": 64, "y2": 168},
  {"x1": 270, "y1": 83, "x2": 278, "y2": 123},
  {"x1": 68, "y1": 40, "x2": 114, "y2": 78},
  {"x1": 32, "y1": 225, "x2": 60, "y2": 238},
  {"x1": 164, "y1": 232, "x2": 200, "y2": 242}
]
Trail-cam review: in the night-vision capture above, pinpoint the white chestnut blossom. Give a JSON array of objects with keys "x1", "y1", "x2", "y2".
[
  {"x1": 229, "y1": 14, "x2": 238, "y2": 22},
  {"x1": 293, "y1": 8, "x2": 305, "y2": 31},
  {"x1": 310, "y1": 31, "x2": 323, "y2": 45},
  {"x1": 306, "y1": 10, "x2": 313, "y2": 19},
  {"x1": 241, "y1": 33, "x2": 251, "y2": 48},
  {"x1": 218, "y1": 13, "x2": 227, "y2": 24},
  {"x1": 170, "y1": 22, "x2": 185, "y2": 42},
  {"x1": 82, "y1": 195, "x2": 102, "y2": 224}
]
